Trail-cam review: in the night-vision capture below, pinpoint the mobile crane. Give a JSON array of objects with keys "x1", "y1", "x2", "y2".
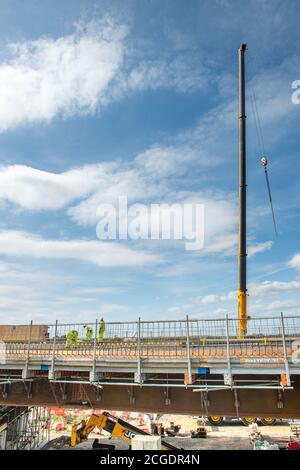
[{"x1": 71, "y1": 411, "x2": 180, "y2": 450}]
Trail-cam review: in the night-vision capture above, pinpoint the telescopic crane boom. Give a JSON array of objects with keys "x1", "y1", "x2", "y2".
[{"x1": 238, "y1": 43, "x2": 248, "y2": 338}]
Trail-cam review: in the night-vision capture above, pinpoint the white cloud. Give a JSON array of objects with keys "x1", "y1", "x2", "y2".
[
  {"x1": 77, "y1": 287, "x2": 122, "y2": 295},
  {"x1": 99, "y1": 303, "x2": 128, "y2": 314},
  {"x1": 250, "y1": 280, "x2": 300, "y2": 296},
  {"x1": 200, "y1": 294, "x2": 220, "y2": 304},
  {"x1": 157, "y1": 261, "x2": 198, "y2": 278},
  {"x1": 136, "y1": 145, "x2": 189, "y2": 178},
  {"x1": 135, "y1": 142, "x2": 214, "y2": 178},
  {"x1": 0, "y1": 19, "x2": 127, "y2": 131},
  {"x1": 0, "y1": 163, "x2": 115, "y2": 210},
  {"x1": 248, "y1": 241, "x2": 273, "y2": 258},
  {"x1": 0, "y1": 18, "x2": 211, "y2": 133},
  {"x1": 0, "y1": 259, "x2": 53, "y2": 282},
  {"x1": 248, "y1": 55, "x2": 300, "y2": 127},
  {"x1": 0, "y1": 15, "x2": 297, "y2": 138},
  {"x1": 1, "y1": 25, "x2": 296, "y2": 268},
  {"x1": 185, "y1": 194, "x2": 237, "y2": 255},
  {"x1": 0, "y1": 161, "x2": 238, "y2": 256},
  {"x1": 167, "y1": 306, "x2": 181, "y2": 312},
  {"x1": 251, "y1": 299, "x2": 300, "y2": 314},
  {"x1": 68, "y1": 138, "x2": 223, "y2": 225},
  {"x1": 0, "y1": 162, "x2": 157, "y2": 217},
  {"x1": 200, "y1": 291, "x2": 236, "y2": 304},
  {"x1": 127, "y1": 56, "x2": 208, "y2": 93},
  {"x1": 68, "y1": 167, "x2": 162, "y2": 225},
  {"x1": 288, "y1": 253, "x2": 300, "y2": 271},
  {"x1": 196, "y1": 280, "x2": 300, "y2": 306},
  {"x1": 0, "y1": 230, "x2": 160, "y2": 267},
  {"x1": 0, "y1": 258, "x2": 132, "y2": 323}
]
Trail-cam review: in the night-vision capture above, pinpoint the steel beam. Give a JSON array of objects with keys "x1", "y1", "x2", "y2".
[{"x1": 1, "y1": 379, "x2": 300, "y2": 417}]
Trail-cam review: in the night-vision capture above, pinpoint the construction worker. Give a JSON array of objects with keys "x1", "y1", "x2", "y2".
[
  {"x1": 66, "y1": 330, "x2": 73, "y2": 348},
  {"x1": 84, "y1": 325, "x2": 93, "y2": 341},
  {"x1": 65, "y1": 330, "x2": 79, "y2": 349},
  {"x1": 98, "y1": 318, "x2": 105, "y2": 343}
]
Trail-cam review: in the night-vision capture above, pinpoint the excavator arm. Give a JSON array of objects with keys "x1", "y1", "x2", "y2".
[
  {"x1": 71, "y1": 411, "x2": 179, "y2": 450},
  {"x1": 71, "y1": 413, "x2": 109, "y2": 447}
]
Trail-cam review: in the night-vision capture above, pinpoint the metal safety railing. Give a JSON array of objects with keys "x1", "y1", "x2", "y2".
[{"x1": 1, "y1": 314, "x2": 300, "y2": 362}]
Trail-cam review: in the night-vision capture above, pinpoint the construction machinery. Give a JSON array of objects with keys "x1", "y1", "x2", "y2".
[
  {"x1": 237, "y1": 43, "x2": 248, "y2": 338},
  {"x1": 71, "y1": 411, "x2": 180, "y2": 450},
  {"x1": 237, "y1": 44, "x2": 278, "y2": 338},
  {"x1": 206, "y1": 416, "x2": 277, "y2": 426}
]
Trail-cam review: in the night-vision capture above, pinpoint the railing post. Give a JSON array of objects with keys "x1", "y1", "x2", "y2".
[
  {"x1": 225, "y1": 315, "x2": 233, "y2": 386},
  {"x1": 91, "y1": 319, "x2": 98, "y2": 383},
  {"x1": 280, "y1": 312, "x2": 291, "y2": 387},
  {"x1": 49, "y1": 320, "x2": 58, "y2": 380},
  {"x1": 23, "y1": 320, "x2": 33, "y2": 379},
  {"x1": 186, "y1": 315, "x2": 192, "y2": 385},
  {"x1": 135, "y1": 317, "x2": 142, "y2": 384}
]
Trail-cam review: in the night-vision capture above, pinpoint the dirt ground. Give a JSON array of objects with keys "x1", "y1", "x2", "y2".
[
  {"x1": 42, "y1": 415, "x2": 293, "y2": 450},
  {"x1": 166, "y1": 423, "x2": 291, "y2": 450}
]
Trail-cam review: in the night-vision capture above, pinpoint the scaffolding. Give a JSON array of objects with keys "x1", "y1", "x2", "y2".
[{"x1": 0, "y1": 406, "x2": 50, "y2": 450}]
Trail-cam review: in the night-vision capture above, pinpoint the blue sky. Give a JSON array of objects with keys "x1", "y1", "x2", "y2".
[{"x1": 0, "y1": 0, "x2": 299, "y2": 323}]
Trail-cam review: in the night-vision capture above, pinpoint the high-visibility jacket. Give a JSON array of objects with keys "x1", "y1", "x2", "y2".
[
  {"x1": 66, "y1": 330, "x2": 79, "y2": 348},
  {"x1": 98, "y1": 321, "x2": 105, "y2": 342},
  {"x1": 85, "y1": 327, "x2": 93, "y2": 341}
]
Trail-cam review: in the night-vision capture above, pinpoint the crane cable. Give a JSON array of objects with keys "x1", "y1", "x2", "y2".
[
  {"x1": 247, "y1": 58, "x2": 278, "y2": 237},
  {"x1": 260, "y1": 157, "x2": 278, "y2": 237}
]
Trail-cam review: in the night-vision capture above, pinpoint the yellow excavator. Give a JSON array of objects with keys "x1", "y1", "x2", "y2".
[{"x1": 71, "y1": 411, "x2": 179, "y2": 450}]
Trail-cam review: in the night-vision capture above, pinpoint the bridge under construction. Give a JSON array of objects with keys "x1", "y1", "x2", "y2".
[
  {"x1": 1, "y1": 315, "x2": 300, "y2": 418},
  {"x1": 0, "y1": 44, "x2": 299, "y2": 451}
]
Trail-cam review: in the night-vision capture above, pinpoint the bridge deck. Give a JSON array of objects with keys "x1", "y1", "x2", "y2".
[
  {"x1": 1, "y1": 317, "x2": 300, "y2": 416},
  {"x1": 2, "y1": 337, "x2": 299, "y2": 360},
  {"x1": 1, "y1": 316, "x2": 300, "y2": 384}
]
